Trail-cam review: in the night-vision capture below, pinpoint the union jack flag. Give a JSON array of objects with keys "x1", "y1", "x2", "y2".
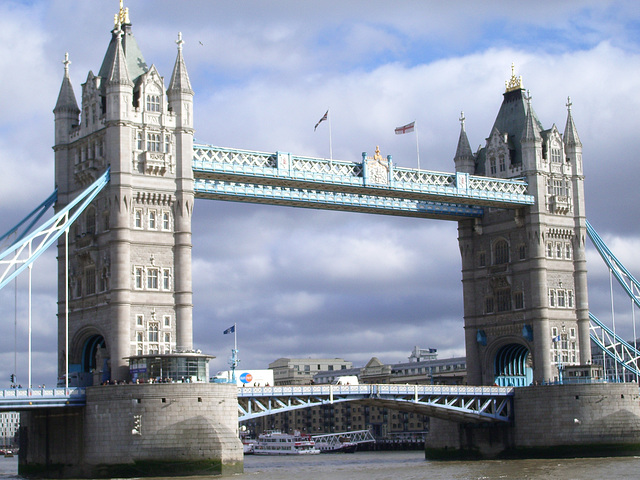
[{"x1": 314, "y1": 110, "x2": 328, "y2": 131}]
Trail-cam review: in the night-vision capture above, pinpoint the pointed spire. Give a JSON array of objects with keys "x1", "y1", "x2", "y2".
[
  {"x1": 54, "y1": 52, "x2": 80, "y2": 114},
  {"x1": 168, "y1": 32, "x2": 194, "y2": 95},
  {"x1": 521, "y1": 90, "x2": 541, "y2": 142},
  {"x1": 106, "y1": 28, "x2": 133, "y2": 87},
  {"x1": 455, "y1": 111, "x2": 473, "y2": 158},
  {"x1": 563, "y1": 96, "x2": 582, "y2": 147}
]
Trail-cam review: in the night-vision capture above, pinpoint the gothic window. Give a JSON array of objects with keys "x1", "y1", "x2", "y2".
[
  {"x1": 570, "y1": 328, "x2": 576, "y2": 338},
  {"x1": 499, "y1": 155, "x2": 505, "y2": 172},
  {"x1": 549, "y1": 289, "x2": 556, "y2": 307},
  {"x1": 148, "y1": 323, "x2": 159, "y2": 342},
  {"x1": 496, "y1": 288, "x2": 512, "y2": 312},
  {"x1": 164, "y1": 333, "x2": 171, "y2": 343},
  {"x1": 514, "y1": 291, "x2": 524, "y2": 310},
  {"x1": 485, "y1": 296, "x2": 494, "y2": 314},
  {"x1": 85, "y1": 267, "x2": 96, "y2": 295},
  {"x1": 565, "y1": 243, "x2": 572, "y2": 260},
  {"x1": 134, "y1": 267, "x2": 144, "y2": 289},
  {"x1": 136, "y1": 332, "x2": 143, "y2": 342},
  {"x1": 146, "y1": 94, "x2": 161, "y2": 112},
  {"x1": 136, "y1": 314, "x2": 144, "y2": 326},
  {"x1": 165, "y1": 135, "x2": 171, "y2": 154},
  {"x1": 546, "y1": 243, "x2": 553, "y2": 258},
  {"x1": 478, "y1": 251, "x2": 486, "y2": 267},
  {"x1": 162, "y1": 212, "x2": 170, "y2": 230},
  {"x1": 149, "y1": 210, "x2": 156, "y2": 230},
  {"x1": 75, "y1": 275, "x2": 82, "y2": 297},
  {"x1": 493, "y1": 239, "x2": 509, "y2": 265},
  {"x1": 556, "y1": 243, "x2": 562, "y2": 258},
  {"x1": 137, "y1": 131, "x2": 144, "y2": 150},
  {"x1": 85, "y1": 208, "x2": 96, "y2": 235},
  {"x1": 551, "y1": 148, "x2": 562, "y2": 163},
  {"x1": 163, "y1": 269, "x2": 171, "y2": 290},
  {"x1": 134, "y1": 209, "x2": 143, "y2": 229},
  {"x1": 518, "y1": 244, "x2": 526, "y2": 260},
  {"x1": 490, "y1": 157, "x2": 497, "y2": 175},
  {"x1": 98, "y1": 139, "x2": 104, "y2": 157},
  {"x1": 147, "y1": 268, "x2": 159, "y2": 289},
  {"x1": 558, "y1": 290, "x2": 566, "y2": 308},
  {"x1": 567, "y1": 290, "x2": 574, "y2": 308},
  {"x1": 164, "y1": 315, "x2": 171, "y2": 327},
  {"x1": 147, "y1": 132, "x2": 161, "y2": 152}
]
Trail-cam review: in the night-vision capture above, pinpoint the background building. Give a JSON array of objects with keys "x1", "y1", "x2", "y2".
[
  {"x1": 269, "y1": 358, "x2": 352, "y2": 385},
  {"x1": 0, "y1": 412, "x2": 19, "y2": 448}
]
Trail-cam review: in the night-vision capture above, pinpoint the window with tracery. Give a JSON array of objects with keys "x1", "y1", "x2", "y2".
[{"x1": 494, "y1": 239, "x2": 509, "y2": 265}]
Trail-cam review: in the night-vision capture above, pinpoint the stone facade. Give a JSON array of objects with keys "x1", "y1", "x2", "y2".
[
  {"x1": 54, "y1": 7, "x2": 194, "y2": 381},
  {"x1": 455, "y1": 70, "x2": 589, "y2": 386},
  {"x1": 19, "y1": 384, "x2": 242, "y2": 478}
]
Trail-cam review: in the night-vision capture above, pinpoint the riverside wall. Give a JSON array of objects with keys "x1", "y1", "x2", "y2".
[
  {"x1": 19, "y1": 383, "x2": 243, "y2": 478},
  {"x1": 425, "y1": 383, "x2": 640, "y2": 459}
]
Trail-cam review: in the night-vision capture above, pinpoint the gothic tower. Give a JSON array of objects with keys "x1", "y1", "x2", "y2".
[
  {"x1": 54, "y1": 4, "x2": 194, "y2": 382},
  {"x1": 455, "y1": 67, "x2": 589, "y2": 385}
]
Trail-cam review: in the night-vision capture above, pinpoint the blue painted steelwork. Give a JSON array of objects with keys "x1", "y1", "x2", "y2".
[
  {"x1": 192, "y1": 144, "x2": 534, "y2": 219},
  {"x1": 237, "y1": 384, "x2": 514, "y2": 423},
  {"x1": 0, "y1": 191, "x2": 57, "y2": 248},
  {"x1": 494, "y1": 344, "x2": 533, "y2": 387},
  {"x1": 587, "y1": 220, "x2": 640, "y2": 379},
  {"x1": 0, "y1": 168, "x2": 110, "y2": 291},
  {"x1": 0, "y1": 387, "x2": 86, "y2": 410}
]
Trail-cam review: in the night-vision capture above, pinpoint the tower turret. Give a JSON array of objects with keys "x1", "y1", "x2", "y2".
[{"x1": 453, "y1": 111, "x2": 475, "y2": 174}]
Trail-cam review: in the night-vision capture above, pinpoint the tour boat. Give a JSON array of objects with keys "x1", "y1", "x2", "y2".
[{"x1": 252, "y1": 431, "x2": 320, "y2": 455}]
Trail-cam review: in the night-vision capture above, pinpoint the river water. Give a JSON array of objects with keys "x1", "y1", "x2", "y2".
[{"x1": 1, "y1": 452, "x2": 639, "y2": 479}]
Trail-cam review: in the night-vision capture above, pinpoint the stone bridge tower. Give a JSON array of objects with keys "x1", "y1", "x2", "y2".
[
  {"x1": 53, "y1": 4, "x2": 194, "y2": 381},
  {"x1": 455, "y1": 67, "x2": 590, "y2": 385}
]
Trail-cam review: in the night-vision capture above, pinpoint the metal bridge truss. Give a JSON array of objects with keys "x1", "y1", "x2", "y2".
[
  {"x1": 587, "y1": 220, "x2": 640, "y2": 380},
  {"x1": 312, "y1": 429, "x2": 375, "y2": 447},
  {"x1": 193, "y1": 145, "x2": 534, "y2": 220},
  {"x1": 237, "y1": 384, "x2": 514, "y2": 423},
  {"x1": 0, "y1": 169, "x2": 110, "y2": 291}
]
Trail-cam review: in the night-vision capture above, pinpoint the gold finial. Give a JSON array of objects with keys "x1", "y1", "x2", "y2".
[
  {"x1": 114, "y1": 0, "x2": 130, "y2": 26},
  {"x1": 505, "y1": 62, "x2": 524, "y2": 92}
]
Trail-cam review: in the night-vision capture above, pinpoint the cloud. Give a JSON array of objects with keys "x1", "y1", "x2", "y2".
[{"x1": 1, "y1": 1, "x2": 640, "y2": 387}]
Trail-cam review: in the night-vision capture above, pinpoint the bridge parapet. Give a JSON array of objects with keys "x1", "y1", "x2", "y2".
[
  {"x1": 0, "y1": 387, "x2": 86, "y2": 410},
  {"x1": 192, "y1": 144, "x2": 533, "y2": 210}
]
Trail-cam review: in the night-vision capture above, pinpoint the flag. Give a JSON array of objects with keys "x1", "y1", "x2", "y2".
[
  {"x1": 223, "y1": 325, "x2": 235, "y2": 334},
  {"x1": 552, "y1": 335, "x2": 561, "y2": 342},
  {"x1": 395, "y1": 121, "x2": 415, "y2": 135},
  {"x1": 314, "y1": 110, "x2": 328, "y2": 131}
]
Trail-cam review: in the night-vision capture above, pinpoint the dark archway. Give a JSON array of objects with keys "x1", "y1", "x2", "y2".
[
  {"x1": 494, "y1": 343, "x2": 532, "y2": 386},
  {"x1": 82, "y1": 335, "x2": 108, "y2": 382}
]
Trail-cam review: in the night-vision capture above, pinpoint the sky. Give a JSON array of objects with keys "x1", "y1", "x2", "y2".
[{"x1": 1, "y1": 0, "x2": 640, "y2": 387}]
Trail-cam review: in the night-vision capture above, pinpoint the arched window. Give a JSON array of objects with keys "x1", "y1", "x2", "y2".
[
  {"x1": 85, "y1": 208, "x2": 96, "y2": 235},
  {"x1": 493, "y1": 239, "x2": 509, "y2": 265}
]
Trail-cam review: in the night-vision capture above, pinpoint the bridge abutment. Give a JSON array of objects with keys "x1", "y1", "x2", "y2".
[
  {"x1": 19, "y1": 384, "x2": 242, "y2": 478},
  {"x1": 425, "y1": 383, "x2": 640, "y2": 459}
]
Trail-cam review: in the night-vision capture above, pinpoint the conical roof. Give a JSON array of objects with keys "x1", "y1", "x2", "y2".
[
  {"x1": 168, "y1": 33, "x2": 194, "y2": 95},
  {"x1": 563, "y1": 97, "x2": 582, "y2": 147},
  {"x1": 98, "y1": 23, "x2": 148, "y2": 88},
  {"x1": 54, "y1": 53, "x2": 80, "y2": 114}
]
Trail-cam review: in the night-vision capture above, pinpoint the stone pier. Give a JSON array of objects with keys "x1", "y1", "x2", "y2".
[
  {"x1": 19, "y1": 384, "x2": 242, "y2": 478},
  {"x1": 425, "y1": 383, "x2": 640, "y2": 459}
]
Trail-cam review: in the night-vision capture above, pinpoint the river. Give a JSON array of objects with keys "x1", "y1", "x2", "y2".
[{"x1": 1, "y1": 452, "x2": 639, "y2": 479}]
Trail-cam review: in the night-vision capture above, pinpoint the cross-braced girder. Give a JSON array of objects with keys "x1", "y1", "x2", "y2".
[
  {"x1": 237, "y1": 384, "x2": 514, "y2": 423},
  {"x1": 587, "y1": 220, "x2": 640, "y2": 379},
  {"x1": 0, "y1": 169, "x2": 110, "y2": 291}
]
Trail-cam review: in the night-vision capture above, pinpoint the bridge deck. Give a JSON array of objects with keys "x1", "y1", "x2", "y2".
[{"x1": 193, "y1": 145, "x2": 534, "y2": 220}]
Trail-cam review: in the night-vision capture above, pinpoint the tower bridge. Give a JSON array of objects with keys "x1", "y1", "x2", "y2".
[{"x1": 3, "y1": 2, "x2": 640, "y2": 476}]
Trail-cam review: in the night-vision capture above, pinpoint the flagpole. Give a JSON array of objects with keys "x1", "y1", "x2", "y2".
[
  {"x1": 328, "y1": 109, "x2": 333, "y2": 160},
  {"x1": 415, "y1": 120, "x2": 420, "y2": 170}
]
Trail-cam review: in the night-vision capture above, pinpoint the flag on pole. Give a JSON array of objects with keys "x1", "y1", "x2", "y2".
[
  {"x1": 552, "y1": 335, "x2": 561, "y2": 342},
  {"x1": 395, "y1": 121, "x2": 415, "y2": 135},
  {"x1": 314, "y1": 110, "x2": 328, "y2": 131},
  {"x1": 223, "y1": 325, "x2": 235, "y2": 334}
]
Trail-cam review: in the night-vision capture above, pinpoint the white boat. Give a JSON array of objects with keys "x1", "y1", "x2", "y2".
[{"x1": 253, "y1": 431, "x2": 320, "y2": 455}]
